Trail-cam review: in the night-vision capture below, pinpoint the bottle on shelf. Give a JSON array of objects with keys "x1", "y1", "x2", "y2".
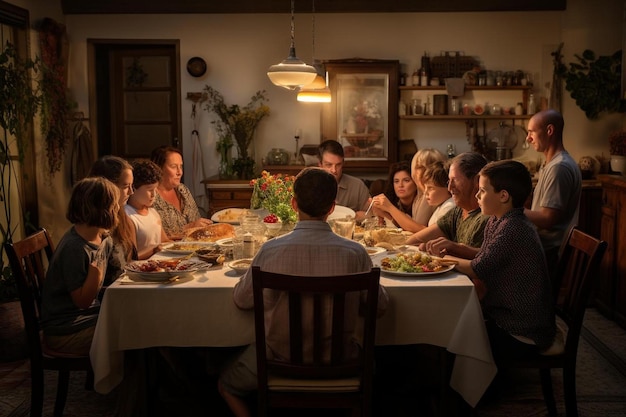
[
  {"x1": 447, "y1": 144, "x2": 456, "y2": 159},
  {"x1": 411, "y1": 69, "x2": 419, "y2": 86},
  {"x1": 515, "y1": 102, "x2": 523, "y2": 115},
  {"x1": 527, "y1": 93, "x2": 536, "y2": 115},
  {"x1": 420, "y1": 52, "x2": 430, "y2": 87}
]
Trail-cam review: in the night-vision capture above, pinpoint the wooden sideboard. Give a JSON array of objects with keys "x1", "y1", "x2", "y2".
[
  {"x1": 595, "y1": 175, "x2": 626, "y2": 328},
  {"x1": 202, "y1": 177, "x2": 253, "y2": 215}
]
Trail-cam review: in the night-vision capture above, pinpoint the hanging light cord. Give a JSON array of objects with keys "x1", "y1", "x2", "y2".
[
  {"x1": 289, "y1": 0, "x2": 296, "y2": 51},
  {"x1": 311, "y1": 0, "x2": 316, "y2": 63}
]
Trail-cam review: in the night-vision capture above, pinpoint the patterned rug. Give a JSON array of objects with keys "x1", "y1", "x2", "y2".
[{"x1": 1, "y1": 309, "x2": 624, "y2": 417}]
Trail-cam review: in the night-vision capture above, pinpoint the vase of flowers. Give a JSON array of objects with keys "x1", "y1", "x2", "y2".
[
  {"x1": 216, "y1": 135, "x2": 234, "y2": 179},
  {"x1": 203, "y1": 86, "x2": 270, "y2": 179},
  {"x1": 609, "y1": 130, "x2": 626, "y2": 175},
  {"x1": 250, "y1": 170, "x2": 297, "y2": 224}
]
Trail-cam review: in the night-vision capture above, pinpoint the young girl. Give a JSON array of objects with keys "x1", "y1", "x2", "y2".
[
  {"x1": 452, "y1": 160, "x2": 555, "y2": 363},
  {"x1": 125, "y1": 159, "x2": 170, "y2": 259},
  {"x1": 41, "y1": 177, "x2": 119, "y2": 355},
  {"x1": 88, "y1": 155, "x2": 138, "y2": 285},
  {"x1": 421, "y1": 161, "x2": 456, "y2": 226}
]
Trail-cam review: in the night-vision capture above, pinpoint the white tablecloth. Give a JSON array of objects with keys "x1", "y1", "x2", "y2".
[{"x1": 90, "y1": 260, "x2": 496, "y2": 407}]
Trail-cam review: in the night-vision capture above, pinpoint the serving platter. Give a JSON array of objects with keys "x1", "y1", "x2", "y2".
[
  {"x1": 124, "y1": 259, "x2": 210, "y2": 281},
  {"x1": 379, "y1": 264, "x2": 455, "y2": 278},
  {"x1": 211, "y1": 208, "x2": 244, "y2": 224},
  {"x1": 365, "y1": 247, "x2": 386, "y2": 256},
  {"x1": 161, "y1": 241, "x2": 216, "y2": 254}
]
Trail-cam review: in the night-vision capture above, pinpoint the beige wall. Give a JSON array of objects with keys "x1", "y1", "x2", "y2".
[{"x1": 6, "y1": 0, "x2": 626, "y2": 237}]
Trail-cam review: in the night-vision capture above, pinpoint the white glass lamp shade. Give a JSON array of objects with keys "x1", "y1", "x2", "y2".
[{"x1": 267, "y1": 48, "x2": 317, "y2": 90}]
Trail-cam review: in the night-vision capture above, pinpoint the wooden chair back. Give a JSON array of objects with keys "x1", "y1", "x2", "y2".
[
  {"x1": 5, "y1": 228, "x2": 92, "y2": 417},
  {"x1": 252, "y1": 266, "x2": 381, "y2": 417},
  {"x1": 502, "y1": 227, "x2": 607, "y2": 417}
]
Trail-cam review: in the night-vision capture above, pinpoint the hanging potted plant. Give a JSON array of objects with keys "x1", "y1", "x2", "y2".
[
  {"x1": 608, "y1": 130, "x2": 626, "y2": 175},
  {"x1": 0, "y1": 41, "x2": 42, "y2": 359},
  {"x1": 558, "y1": 48, "x2": 626, "y2": 120},
  {"x1": 202, "y1": 86, "x2": 270, "y2": 180}
]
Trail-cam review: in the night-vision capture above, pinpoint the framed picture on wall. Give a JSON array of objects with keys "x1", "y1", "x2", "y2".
[{"x1": 321, "y1": 59, "x2": 399, "y2": 174}]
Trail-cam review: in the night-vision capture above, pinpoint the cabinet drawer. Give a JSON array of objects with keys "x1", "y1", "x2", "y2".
[
  {"x1": 211, "y1": 191, "x2": 233, "y2": 200},
  {"x1": 233, "y1": 190, "x2": 253, "y2": 200}
]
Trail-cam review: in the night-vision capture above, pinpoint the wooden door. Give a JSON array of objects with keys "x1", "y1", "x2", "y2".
[
  {"x1": 88, "y1": 40, "x2": 181, "y2": 159},
  {"x1": 110, "y1": 47, "x2": 179, "y2": 158}
]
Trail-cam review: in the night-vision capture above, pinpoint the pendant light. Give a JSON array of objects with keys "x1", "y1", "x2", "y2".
[
  {"x1": 267, "y1": 0, "x2": 317, "y2": 90},
  {"x1": 297, "y1": 0, "x2": 331, "y2": 103}
]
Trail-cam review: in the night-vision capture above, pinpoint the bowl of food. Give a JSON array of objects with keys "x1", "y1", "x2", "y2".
[
  {"x1": 263, "y1": 214, "x2": 283, "y2": 236},
  {"x1": 227, "y1": 258, "x2": 253, "y2": 274}
]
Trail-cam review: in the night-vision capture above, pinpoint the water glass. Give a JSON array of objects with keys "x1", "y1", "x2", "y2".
[{"x1": 330, "y1": 217, "x2": 356, "y2": 240}]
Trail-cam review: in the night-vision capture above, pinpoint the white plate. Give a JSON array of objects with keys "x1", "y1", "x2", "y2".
[
  {"x1": 161, "y1": 241, "x2": 216, "y2": 254},
  {"x1": 211, "y1": 208, "x2": 245, "y2": 224},
  {"x1": 327, "y1": 205, "x2": 356, "y2": 221},
  {"x1": 124, "y1": 259, "x2": 211, "y2": 281},
  {"x1": 216, "y1": 237, "x2": 234, "y2": 247},
  {"x1": 379, "y1": 264, "x2": 455, "y2": 278},
  {"x1": 227, "y1": 258, "x2": 253, "y2": 274},
  {"x1": 365, "y1": 247, "x2": 386, "y2": 256}
]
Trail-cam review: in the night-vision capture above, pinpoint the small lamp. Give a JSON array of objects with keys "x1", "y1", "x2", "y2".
[{"x1": 267, "y1": 0, "x2": 317, "y2": 90}]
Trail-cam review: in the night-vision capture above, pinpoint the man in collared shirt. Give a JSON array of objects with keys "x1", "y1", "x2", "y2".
[
  {"x1": 217, "y1": 167, "x2": 389, "y2": 417},
  {"x1": 318, "y1": 140, "x2": 371, "y2": 222}
]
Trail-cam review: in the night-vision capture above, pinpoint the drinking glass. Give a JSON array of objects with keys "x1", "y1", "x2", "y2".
[{"x1": 330, "y1": 217, "x2": 356, "y2": 240}]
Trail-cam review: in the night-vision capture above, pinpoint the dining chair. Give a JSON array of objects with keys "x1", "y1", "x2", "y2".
[
  {"x1": 500, "y1": 227, "x2": 607, "y2": 417},
  {"x1": 251, "y1": 266, "x2": 381, "y2": 417},
  {"x1": 5, "y1": 228, "x2": 93, "y2": 417}
]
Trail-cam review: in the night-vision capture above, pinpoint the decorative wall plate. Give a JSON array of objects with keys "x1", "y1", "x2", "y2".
[{"x1": 187, "y1": 57, "x2": 207, "y2": 77}]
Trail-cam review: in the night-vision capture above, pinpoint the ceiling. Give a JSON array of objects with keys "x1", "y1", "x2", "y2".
[{"x1": 60, "y1": 0, "x2": 566, "y2": 14}]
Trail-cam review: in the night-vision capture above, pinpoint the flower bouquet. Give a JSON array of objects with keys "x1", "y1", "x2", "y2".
[{"x1": 250, "y1": 170, "x2": 297, "y2": 224}]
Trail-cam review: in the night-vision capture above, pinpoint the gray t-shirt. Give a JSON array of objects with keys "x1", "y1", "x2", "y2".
[
  {"x1": 336, "y1": 174, "x2": 370, "y2": 212},
  {"x1": 531, "y1": 150, "x2": 582, "y2": 251},
  {"x1": 41, "y1": 227, "x2": 113, "y2": 335}
]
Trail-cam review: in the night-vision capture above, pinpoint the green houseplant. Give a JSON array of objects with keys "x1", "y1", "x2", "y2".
[
  {"x1": 202, "y1": 86, "x2": 270, "y2": 179},
  {"x1": 558, "y1": 49, "x2": 626, "y2": 119},
  {"x1": 0, "y1": 42, "x2": 42, "y2": 301}
]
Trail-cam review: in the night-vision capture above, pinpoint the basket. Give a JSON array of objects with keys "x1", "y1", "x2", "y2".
[
  {"x1": 342, "y1": 132, "x2": 383, "y2": 149},
  {"x1": 431, "y1": 52, "x2": 478, "y2": 79}
]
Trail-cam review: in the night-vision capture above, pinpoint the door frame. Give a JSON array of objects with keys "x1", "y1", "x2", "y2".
[{"x1": 86, "y1": 38, "x2": 182, "y2": 158}]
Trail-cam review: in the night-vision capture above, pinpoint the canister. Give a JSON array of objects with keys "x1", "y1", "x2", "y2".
[{"x1": 433, "y1": 94, "x2": 448, "y2": 115}]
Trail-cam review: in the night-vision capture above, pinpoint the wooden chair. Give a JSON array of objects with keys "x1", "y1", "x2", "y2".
[
  {"x1": 5, "y1": 228, "x2": 93, "y2": 417},
  {"x1": 251, "y1": 266, "x2": 381, "y2": 417},
  {"x1": 500, "y1": 227, "x2": 607, "y2": 417}
]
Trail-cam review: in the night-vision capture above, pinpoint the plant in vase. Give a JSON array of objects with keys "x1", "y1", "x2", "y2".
[
  {"x1": 608, "y1": 130, "x2": 626, "y2": 174},
  {"x1": 250, "y1": 170, "x2": 297, "y2": 224},
  {"x1": 202, "y1": 86, "x2": 270, "y2": 179},
  {"x1": 215, "y1": 129, "x2": 234, "y2": 179}
]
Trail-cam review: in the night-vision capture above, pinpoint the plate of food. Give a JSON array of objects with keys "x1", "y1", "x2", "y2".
[
  {"x1": 227, "y1": 258, "x2": 253, "y2": 274},
  {"x1": 195, "y1": 246, "x2": 226, "y2": 265},
  {"x1": 182, "y1": 223, "x2": 236, "y2": 242},
  {"x1": 211, "y1": 208, "x2": 244, "y2": 224},
  {"x1": 125, "y1": 259, "x2": 211, "y2": 281},
  {"x1": 161, "y1": 241, "x2": 216, "y2": 254},
  {"x1": 377, "y1": 251, "x2": 457, "y2": 277}
]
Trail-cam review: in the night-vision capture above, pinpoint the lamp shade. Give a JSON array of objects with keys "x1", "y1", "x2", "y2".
[
  {"x1": 297, "y1": 86, "x2": 331, "y2": 102},
  {"x1": 267, "y1": 48, "x2": 317, "y2": 90}
]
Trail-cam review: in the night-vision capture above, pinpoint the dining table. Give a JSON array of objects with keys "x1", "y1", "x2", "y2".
[{"x1": 90, "y1": 249, "x2": 497, "y2": 408}]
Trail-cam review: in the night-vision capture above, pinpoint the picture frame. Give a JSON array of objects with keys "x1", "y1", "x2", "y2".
[{"x1": 321, "y1": 59, "x2": 399, "y2": 174}]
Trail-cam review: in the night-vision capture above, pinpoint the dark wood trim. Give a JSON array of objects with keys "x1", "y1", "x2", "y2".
[
  {"x1": 61, "y1": 0, "x2": 567, "y2": 14},
  {"x1": 0, "y1": 0, "x2": 28, "y2": 27}
]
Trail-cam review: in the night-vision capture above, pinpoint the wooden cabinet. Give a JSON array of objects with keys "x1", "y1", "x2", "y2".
[
  {"x1": 202, "y1": 177, "x2": 253, "y2": 215},
  {"x1": 596, "y1": 175, "x2": 626, "y2": 328}
]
